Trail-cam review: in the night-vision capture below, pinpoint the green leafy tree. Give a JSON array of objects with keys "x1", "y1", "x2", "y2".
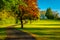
[
  {"x1": 0, "y1": 0, "x2": 5, "y2": 11},
  {"x1": 0, "y1": 0, "x2": 27, "y2": 28},
  {"x1": 45, "y1": 8, "x2": 54, "y2": 19}
]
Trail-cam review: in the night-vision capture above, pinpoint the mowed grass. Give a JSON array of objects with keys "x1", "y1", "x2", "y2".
[
  {"x1": 0, "y1": 19, "x2": 60, "y2": 28},
  {"x1": 15, "y1": 20, "x2": 60, "y2": 40},
  {"x1": 0, "y1": 20, "x2": 60, "y2": 40},
  {"x1": 0, "y1": 24, "x2": 15, "y2": 28},
  {"x1": 0, "y1": 28, "x2": 6, "y2": 40},
  {"x1": 16, "y1": 28, "x2": 60, "y2": 40},
  {"x1": 26, "y1": 19, "x2": 60, "y2": 24},
  {"x1": 15, "y1": 20, "x2": 60, "y2": 28}
]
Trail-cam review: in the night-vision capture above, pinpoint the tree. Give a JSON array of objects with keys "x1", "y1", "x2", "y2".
[
  {"x1": 18, "y1": 0, "x2": 39, "y2": 27},
  {"x1": 45, "y1": 8, "x2": 54, "y2": 19},
  {"x1": 54, "y1": 13, "x2": 58, "y2": 19},
  {"x1": 1, "y1": 0, "x2": 27, "y2": 28},
  {"x1": 14, "y1": 0, "x2": 27, "y2": 28},
  {"x1": 54, "y1": 13, "x2": 60, "y2": 20},
  {"x1": 0, "y1": 0, "x2": 5, "y2": 11},
  {"x1": 1, "y1": 0, "x2": 39, "y2": 28}
]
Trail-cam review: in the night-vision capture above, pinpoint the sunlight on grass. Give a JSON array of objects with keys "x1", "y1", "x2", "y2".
[
  {"x1": 0, "y1": 20, "x2": 60, "y2": 28},
  {"x1": 14, "y1": 24, "x2": 60, "y2": 28},
  {"x1": 28, "y1": 20, "x2": 60, "y2": 24},
  {"x1": 16, "y1": 28, "x2": 60, "y2": 40},
  {"x1": 0, "y1": 24, "x2": 15, "y2": 28}
]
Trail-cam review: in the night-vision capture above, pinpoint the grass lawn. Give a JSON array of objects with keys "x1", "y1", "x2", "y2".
[
  {"x1": 0, "y1": 19, "x2": 60, "y2": 28},
  {"x1": 15, "y1": 20, "x2": 60, "y2": 40},
  {"x1": 16, "y1": 28, "x2": 60, "y2": 40},
  {"x1": 29, "y1": 20, "x2": 60, "y2": 24},
  {"x1": 0, "y1": 24, "x2": 15, "y2": 28},
  {"x1": 0, "y1": 20, "x2": 60, "y2": 40},
  {"x1": 15, "y1": 20, "x2": 60, "y2": 28},
  {"x1": 0, "y1": 28, "x2": 6, "y2": 40}
]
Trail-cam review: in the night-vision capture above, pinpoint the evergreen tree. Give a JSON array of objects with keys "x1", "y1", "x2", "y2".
[{"x1": 45, "y1": 8, "x2": 54, "y2": 19}]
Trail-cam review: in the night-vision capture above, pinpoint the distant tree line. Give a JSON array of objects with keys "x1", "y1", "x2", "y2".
[{"x1": 40, "y1": 8, "x2": 60, "y2": 20}]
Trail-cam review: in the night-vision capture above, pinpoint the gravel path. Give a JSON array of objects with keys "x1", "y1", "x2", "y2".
[{"x1": 5, "y1": 27, "x2": 36, "y2": 40}]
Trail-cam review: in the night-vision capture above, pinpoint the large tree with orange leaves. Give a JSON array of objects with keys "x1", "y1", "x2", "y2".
[
  {"x1": 23, "y1": 0, "x2": 39, "y2": 19},
  {"x1": 1, "y1": 0, "x2": 39, "y2": 28},
  {"x1": 16, "y1": 0, "x2": 39, "y2": 28}
]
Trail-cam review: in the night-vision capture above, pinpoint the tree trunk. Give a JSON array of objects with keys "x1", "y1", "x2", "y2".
[
  {"x1": 20, "y1": 19, "x2": 23, "y2": 28},
  {"x1": 30, "y1": 20, "x2": 32, "y2": 24},
  {"x1": 20, "y1": 15, "x2": 23, "y2": 28},
  {"x1": 16, "y1": 18, "x2": 18, "y2": 24},
  {"x1": 19, "y1": 8, "x2": 24, "y2": 28}
]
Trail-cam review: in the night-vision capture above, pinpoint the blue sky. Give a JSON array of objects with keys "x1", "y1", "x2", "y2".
[{"x1": 37, "y1": 0, "x2": 60, "y2": 13}]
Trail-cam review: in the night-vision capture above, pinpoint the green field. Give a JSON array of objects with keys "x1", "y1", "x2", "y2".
[
  {"x1": 0, "y1": 20, "x2": 60, "y2": 40},
  {"x1": 0, "y1": 28, "x2": 60, "y2": 40},
  {"x1": 0, "y1": 28, "x2": 6, "y2": 40},
  {"x1": 0, "y1": 20, "x2": 60, "y2": 28},
  {"x1": 16, "y1": 28, "x2": 60, "y2": 40},
  {"x1": 15, "y1": 20, "x2": 60, "y2": 28},
  {"x1": 16, "y1": 20, "x2": 60, "y2": 40}
]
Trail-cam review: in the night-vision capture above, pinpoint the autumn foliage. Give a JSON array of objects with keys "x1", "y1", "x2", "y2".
[{"x1": 19, "y1": 0, "x2": 39, "y2": 20}]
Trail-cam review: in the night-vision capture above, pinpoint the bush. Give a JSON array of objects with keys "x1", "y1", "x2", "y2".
[{"x1": 0, "y1": 10, "x2": 16, "y2": 25}]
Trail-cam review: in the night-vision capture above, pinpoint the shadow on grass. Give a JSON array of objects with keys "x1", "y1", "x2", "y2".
[
  {"x1": 16, "y1": 28, "x2": 60, "y2": 30},
  {"x1": 16, "y1": 28, "x2": 60, "y2": 36},
  {"x1": 0, "y1": 28, "x2": 60, "y2": 40}
]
